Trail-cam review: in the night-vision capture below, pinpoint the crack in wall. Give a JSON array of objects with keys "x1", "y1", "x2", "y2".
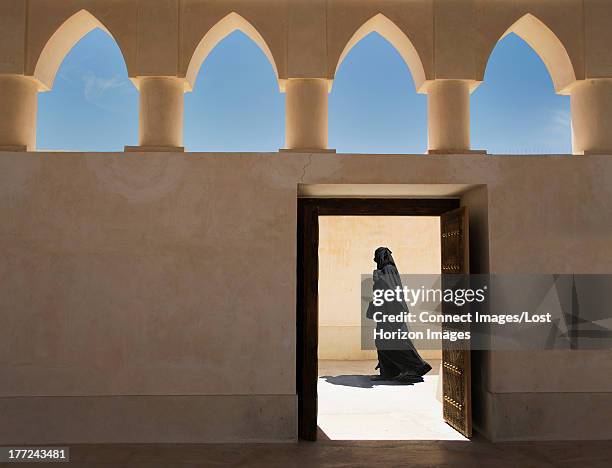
[{"x1": 300, "y1": 153, "x2": 314, "y2": 183}]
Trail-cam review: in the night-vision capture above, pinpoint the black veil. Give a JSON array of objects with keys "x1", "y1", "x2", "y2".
[{"x1": 374, "y1": 247, "x2": 408, "y2": 313}]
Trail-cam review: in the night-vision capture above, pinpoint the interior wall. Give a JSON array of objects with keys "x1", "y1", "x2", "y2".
[
  {"x1": 2, "y1": 151, "x2": 612, "y2": 443},
  {"x1": 318, "y1": 216, "x2": 441, "y2": 361}
]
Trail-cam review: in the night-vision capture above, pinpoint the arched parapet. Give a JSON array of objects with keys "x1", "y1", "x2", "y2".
[
  {"x1": 30, "y1": 8, "x2": 134, "y2": 91},
  {"x1": 477, "y1": 13, "x2": 579, "y2": 94},
  {"x1": 329, "y1": 13, "x2": 431, "y2": 92},
  {"x1": 183, "y1": 12, "x2": 284, "y2": 92}
]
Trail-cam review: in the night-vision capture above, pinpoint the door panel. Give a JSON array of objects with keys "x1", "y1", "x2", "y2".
[{"x1": 440, "y1": 207, "x2": 472, "y2": 438}]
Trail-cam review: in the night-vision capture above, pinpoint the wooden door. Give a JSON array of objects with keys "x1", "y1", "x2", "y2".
[{"x1": 440, "y1": 207, "x2": 472, "y2": 438}]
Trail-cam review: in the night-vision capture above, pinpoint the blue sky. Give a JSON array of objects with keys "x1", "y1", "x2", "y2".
[{"x1": 37, "y1": 29, "x2": 571, "y2": 154}]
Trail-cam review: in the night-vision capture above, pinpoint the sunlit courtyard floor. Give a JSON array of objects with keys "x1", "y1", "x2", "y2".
[{"x1": 317, "y1": 360, "x2": 467, "y2": 441}]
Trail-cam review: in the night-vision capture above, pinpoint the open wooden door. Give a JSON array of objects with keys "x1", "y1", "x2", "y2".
[{"x1": 440, "y1": 207, "x2": 472, "y2": 438}]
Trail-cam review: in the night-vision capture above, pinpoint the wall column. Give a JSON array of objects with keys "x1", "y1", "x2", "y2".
[
  {"x1": 570, "y1": 79, "x2": 612, "y2": 155},
  {"x1": 283, "y1": 78, "x2": 333, "y2": 152},
  {"x1": 0, "y1": 75, "x2": 39, "y2": 151},
  {"x1": 426, "y1": 79, "x2": 475, "y2": 154},
  {"x1": 126, "y1": 76, "x2": 185, "y2": 152}
]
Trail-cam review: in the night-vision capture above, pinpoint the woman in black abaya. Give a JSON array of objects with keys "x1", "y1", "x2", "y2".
[{"x1": 367, "y1": 247, "x2": 432, "y2": 384}]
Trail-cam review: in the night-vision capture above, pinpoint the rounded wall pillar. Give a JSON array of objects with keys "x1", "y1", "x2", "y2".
[
  {"x1": 571, "y1": 79, "x2": 612, "y2": 155},
  {"x1": 0, "y1": 75, "x2": 39, "y2": 151},
  {"x1": 427, "y1": 80, "x2": 472, "y2": 154},
  {"x1": 284, "y1": 79, "x2": 331, "y2": 152},
  {"x1": 127, "y1": 76, "x2": 185, "y2": 152}
]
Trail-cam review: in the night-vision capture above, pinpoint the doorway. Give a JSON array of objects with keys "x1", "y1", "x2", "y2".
[{"x1": 297, "y1": 198, "x2": 472, "y2": 441}]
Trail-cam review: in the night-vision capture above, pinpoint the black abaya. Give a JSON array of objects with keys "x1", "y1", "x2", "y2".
[{"x1": 368, "y1": 247, "x2": 432, "y2": 382}]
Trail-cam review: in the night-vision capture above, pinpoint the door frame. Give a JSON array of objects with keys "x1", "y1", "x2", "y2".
[{"x1": 296, "y1": 197, "x2": 461, "y2": 441}]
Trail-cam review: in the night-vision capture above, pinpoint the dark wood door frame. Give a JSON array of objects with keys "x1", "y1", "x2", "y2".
[{"x1": 296, "y1": 197, "x2": 461, "y2": 441}]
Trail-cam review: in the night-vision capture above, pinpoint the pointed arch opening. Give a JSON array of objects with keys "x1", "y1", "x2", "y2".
[
  {"x1": 334, "y1": 14, "x2": 426, "y2": 92},
  {"x1": 184, "y1": 30, "x2": 283, "y2": 152},
  {"x1": 472, "y1": 25, "x2": 572, "y2": 154},
  {"x1": 494, "y1": 13, "x2": 576, "y2": 94},
  {"x1": 34, "y1": 9, "x2": 127, "y2": 91},
  {"x1": 185, "y1": 12, "x2": 280, "y2": 91},
  {"x1": 36, "y1": 28, "x2": 138, "y2": 151},
  {"x1": 330, "y1": 30, "x2": 427, "y2": 154}
]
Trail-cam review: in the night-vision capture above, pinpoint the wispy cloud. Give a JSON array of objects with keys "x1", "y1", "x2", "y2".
[
  {"x1": 535, "y1": 108, "x2": 572, "y2": 153},
  {"x1": 82, "y1": 71, "x2": 127, "y2": 102},
  {"x1": 548, "y1": 108, "x2": 571, "y2": 133}
]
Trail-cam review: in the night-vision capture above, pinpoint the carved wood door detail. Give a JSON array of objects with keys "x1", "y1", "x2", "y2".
[{"x1": 440, "y1": 207, "x2": 472, "y2": 438}]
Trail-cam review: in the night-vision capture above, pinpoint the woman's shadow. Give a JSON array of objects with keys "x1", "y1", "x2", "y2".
[{"x1": 320, "y1": 374, "x2": 412, "y2": 388}]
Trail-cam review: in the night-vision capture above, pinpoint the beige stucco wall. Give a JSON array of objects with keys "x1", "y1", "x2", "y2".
[
  {"x1": 318, "y1": 216, "x2": 441, "y2": 361},
  {"x1": 5, "y1": 0, "x2": 612, "y2": 88},
  {"x1": 5, "y1": 0, "x2": 612, "y2": 154},
  {"x1": 1, "y1": 0, "x2": 611, "y2": 445},
  {"x1": 1, "y1": 151, "x2": 612, "y2": 443}
]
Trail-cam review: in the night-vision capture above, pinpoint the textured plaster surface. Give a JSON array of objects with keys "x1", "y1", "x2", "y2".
[{"x1": 1, "y1": 151, "x2": 612, "y2": 441}]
